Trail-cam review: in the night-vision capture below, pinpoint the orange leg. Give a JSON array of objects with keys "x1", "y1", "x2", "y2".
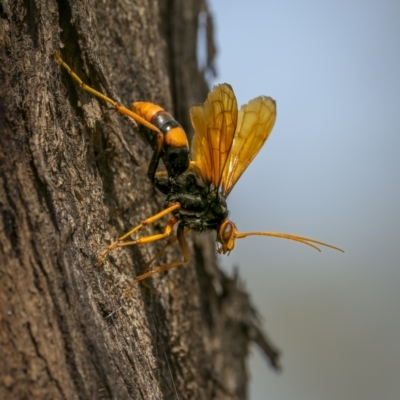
[
  {"x1": 53, "y1": 52, "x2": 162, "y2": 135},
  {"x1": 135, "y1": 227, "x2": 190, "y2": 290},
  {"x1": 123, "y1": 224, "x2": 189, "y2": 296},
  {"x1": 143, "y1": 227, "x2": 191, "y2": 270},
  {"x1": 95, "y1": 203, "x2": 181, "y2": 266}
]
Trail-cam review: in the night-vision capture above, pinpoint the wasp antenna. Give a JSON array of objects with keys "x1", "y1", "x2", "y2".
[{"x1": 235, "y1": 231, "x2": 344, "y2": 253}]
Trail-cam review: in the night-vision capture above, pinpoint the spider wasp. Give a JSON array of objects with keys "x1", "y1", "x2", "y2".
[{"x1": 54, "y1": 53, "x2": 343, "y2": 295}]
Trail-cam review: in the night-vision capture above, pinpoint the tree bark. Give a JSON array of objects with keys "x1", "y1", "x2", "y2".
[{"x1": 0, "y1": 0, "x2": 279, "y2": 399}]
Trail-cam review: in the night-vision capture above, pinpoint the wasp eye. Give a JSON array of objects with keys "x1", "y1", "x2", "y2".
[
  {"x1": 221, "y1": 222, "x2": 233, "y2": 241},
  {"x1": 217, "y1": 220, "x2": 237, "y2": 253}
]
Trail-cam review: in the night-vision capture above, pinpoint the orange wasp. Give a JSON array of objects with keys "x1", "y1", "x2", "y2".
[
  {"x1": 93, "y1": 83, "x2": 343, "y2": 292},
  {"x1": 53, "y1": 53, "x2": 342, "y2": 293}
]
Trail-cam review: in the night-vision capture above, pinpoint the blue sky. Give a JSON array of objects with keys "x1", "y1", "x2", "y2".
[{"x1": 206, "y1": 1, "x2": 400, "y2": 399}]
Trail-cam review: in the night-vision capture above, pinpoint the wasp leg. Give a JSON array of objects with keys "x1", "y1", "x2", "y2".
[
  {"x1": 143, "y1": 227, "x2": 191, "y2": 270},
  {"x1": 53, "y1": 52, "x2": 162, "y2": 135},
  {"x1": 146, "y1": 132, "x2": 164, "y2": 183},
  {"x1": 123, "y1": 224, "x2": 189, "y2": 296},
  {"x1": 95, "y1": 203, "x2": 181, "y2": 266},
  {"x1": 137, "y1": 227, "x2": 190, "y2": 290}
]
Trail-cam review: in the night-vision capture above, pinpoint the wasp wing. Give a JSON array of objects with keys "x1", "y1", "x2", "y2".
[
  {"x1": 189, "y1": 104, "x2": 212, "y2": 184},
  {"x1": 221, "y1": 96, "x2": 276, "y2": 196},
  {"x1": 190, "y1": 84, "x2": 238, "y2": 188}
]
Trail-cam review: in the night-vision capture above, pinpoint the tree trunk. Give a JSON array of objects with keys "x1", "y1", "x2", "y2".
[{"x1": 0, "y1": 0, "x2": 279, "y2": 399}]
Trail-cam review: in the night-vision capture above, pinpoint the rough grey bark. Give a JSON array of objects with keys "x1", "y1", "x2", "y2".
[{"x1": 0, "y1": 0, "x2": 280, "y2": 399}]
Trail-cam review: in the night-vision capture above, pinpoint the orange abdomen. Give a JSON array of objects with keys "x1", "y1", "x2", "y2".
[
  {"x1": 132, "y1": 102, "x2": 164, "y2": 123},
  {"x1": 132, "y1": 102, "x2": 189, "y2": 149}
]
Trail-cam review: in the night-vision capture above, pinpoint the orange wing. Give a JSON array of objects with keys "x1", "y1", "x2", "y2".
[
  {"x1": 190, "y1": 84, "x2": 238, "y2": 188},
  {"x1": 221, "y1": 96, "x2": 276, "y2": 196}
]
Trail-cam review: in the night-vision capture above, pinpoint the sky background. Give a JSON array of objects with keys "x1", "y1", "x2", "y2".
[{"x1": 203, "y1": 1, "x2": 400, "y2": 399}]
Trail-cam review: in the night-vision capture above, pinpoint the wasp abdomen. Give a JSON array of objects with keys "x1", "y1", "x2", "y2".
[
  {"x1": 133, "y1": 102, "x2": 190, "y2": 178},
  {"x1": 132, "y1": 102, "x2": 189, "y2": 149}
]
